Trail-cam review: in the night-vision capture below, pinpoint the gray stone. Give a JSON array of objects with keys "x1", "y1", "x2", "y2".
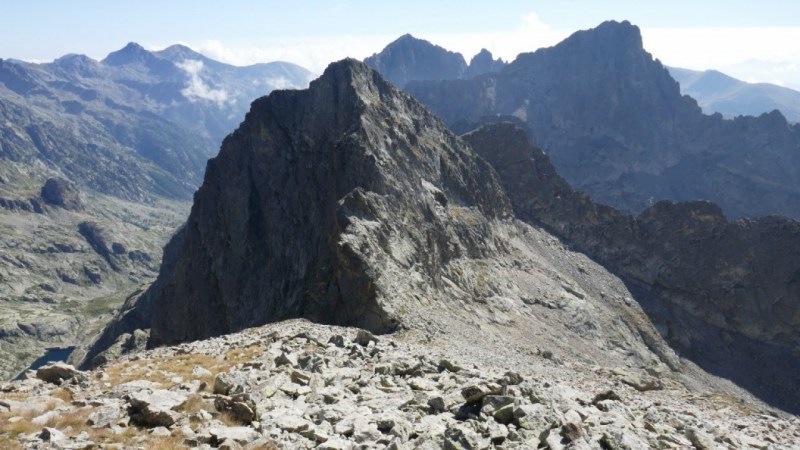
[
  {"x1": 87, "y1": 402, "x2": 124, "y2": 427},
  {"x1": 274, "y1": 414, "x2": 312, "y2": 433},
  {"x1": 493, "y1": 404, "x2": 516, "y2": 425},
  {"x1": 151, "y1": 426, "x2": 171, "y2": 437},
  {"x1": 621, "y1": 374, "x2": 663, "y2": 392},
  {"x1": 127, "y1": 389, "x2": 188, "y2": 427},
  {"x1": 481, "y1": 395, "x2": 516, "y2": 415},
  {"x1": 214, "y1": 372, "x2": 245, "y2": 395},
  {"x1": 39, "y1": 427, "x2": 66, "y2": 442},
  {"x1": 192, "y1": 365, "x2": 213, "y2": 378},
  {"x1": 461, "y1": 384, "x2": 491, "y2": 404},
  {"x1": 443, "y1": 424, "x2": 485, "y2": 450},
  {"x1": 438, "y1": 359, "x2": 462, "y2": 373},
  {"x1": 36, "y1": 362, "x2": 87, "y2": 385},
  {"x1": 318, "y1": 438, "x2": 354, "y2": 450},
  {"x1": 354, "y1": 329, "x2": 377, "y2": 347},
  {"x1": 685, "y1": 427, "x2": 716, "y2": 450},
  {"x1": 208, "y1": 426, "x2": 261, "y2": 445},
  {"x1": 513, "y1": 403, "x2": 556, "y2": 434}
]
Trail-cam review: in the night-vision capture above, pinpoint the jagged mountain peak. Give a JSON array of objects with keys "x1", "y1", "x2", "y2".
[
  {"x1": 467, "y1": 48, "x2": 506, "y2": 78},
  {"x1": 53, "y1": 53, "x2": 97, "y2": 66},
  {"x1": 471, "y1": 48, "x2": 494, "y2": 61},
  {"x1": 154, "y1": 43, "x2": 209, "y2": 64},
  {"x1": 50, "y1": 53, "x2": 100, "y2": 77},
  {"x1": 108, "y1": 57, "x2": 510, "y2": 347},
  {"x1": 364, "y1": 34, "x2": 467, "y2": 87},
  {"x1": 567, "y1": 19, "x2": 643, "y2": 51},
  {"x1": 102, "y1": 42, "x2": 149, "y2": 64},
  {"x1": 101, "y1": 42, "x2": 179, "y2": 74},
  {"x1": 514, "y1": 19, "x2": 647, "y2": 68},
  {"x1": 312, "y1": 57, "x2": 393, "y2": 103}
]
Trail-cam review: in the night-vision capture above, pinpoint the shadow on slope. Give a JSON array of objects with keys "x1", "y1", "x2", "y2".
[{"x1": 464, "y1": 122, "x2": 800, "y2": 414}]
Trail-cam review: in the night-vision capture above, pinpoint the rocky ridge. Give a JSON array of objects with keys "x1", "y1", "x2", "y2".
[
  {"x1": 463, "y1": 122, "x2": 800, "y2": 414},
  {"x1": 669, "y1": 67, "x2": 800, "y2": 124},
  {"x1": 0, "y1": 45, "x2": 313, "y2": 201},
  {"x1": 5, "y1": 320, "x2": 799, "y2": 449},
  {"x1": 403, "y1": 21, "x2": 800, "y2": 219},
  {"x1": 72, "y1": 58, "x2": 800, "y2": 447},
  {"x1": 0, "y1": 43, "x2": 312, "y2": 380},
  {"x1": 82, "y1": 59, "x2": 681, "y2": 382},
  {"x1": 364, "y1": 35, "x2": 505, "y2": 88},
  {"x1": 0, "y1": 166, "x2": 187, "y2": 380}
]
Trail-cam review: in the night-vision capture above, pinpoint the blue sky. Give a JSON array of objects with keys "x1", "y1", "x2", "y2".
[{"x1": 3, "y1": 1, "x2": 800, "y2": 88}]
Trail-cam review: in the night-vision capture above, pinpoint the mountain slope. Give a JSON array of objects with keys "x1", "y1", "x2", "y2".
[
  {"x1": 83, "y1": 60, "x2": 679, "y2": 398},
  {"x1": 364, "y1": 35, "x2": 506, "y2": 88},
  {"x1": 364, "y1": 34, "x2": 468, "y2": 88},
  {"x1": 464, "y1": 122, "x2": 800, "y2": 413},
  {"x1": 7, "y1": 320, "x2": 800, "y2": 449},
  {"x1": 0, "y1": 45, "x2": 313, "y2": 379},
  {"x1": 670, "y1": 66, "x2": 800, "y2": 123},
  {"x1": 404, "y1": 21, "x2": 800, "y2": 219},
  {"x1": 0, "y1": 45, "x2": 314, "y2": 201}
]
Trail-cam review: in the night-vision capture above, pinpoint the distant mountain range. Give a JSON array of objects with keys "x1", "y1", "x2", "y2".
[
  {"x1": 364, "y1": 34, "x2": 505, "y2": 88},
  {"x1": 0, "y1": 44, "x2": 313, "y2": 379},
  {"x1": 365, "y1": 22, "x2": 800, "y2": 219},
  {"x1": 669, "y1": 66, "x2": 800, "y2": 124},
  {"x1": 0, "y1": 43, "x2": 313, "y2": 201}
]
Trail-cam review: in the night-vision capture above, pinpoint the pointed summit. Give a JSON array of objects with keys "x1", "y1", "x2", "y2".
[
  {"x1": 51, "y1": 53, "x2": 100, "y2": 77},
  {"x1": 407, "y1": 18, "x2": 800, "y2": 217},
  {"x1": 466, "y1": 48, "x2": 506, "y2": 78},
  {"x1": 86, "y1": 58, "x2": 510, "y2": 348},
  {"x1": 364, "y1": 34, "x2": 467, "y2": 87},
  {"x1": 155, "y1": 44, "x2": 202, "y2": 59},
  {"x1": 102, "y1": 42, "x2": 180, "y2": 77},
  {"x1": 102, "y1": 42, "x2": 150, "y2": 65}
]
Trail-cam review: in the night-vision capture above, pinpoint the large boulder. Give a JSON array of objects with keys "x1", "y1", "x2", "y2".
[{"x1": 40, "y1": 178, "x2": 83, "y2": 211}]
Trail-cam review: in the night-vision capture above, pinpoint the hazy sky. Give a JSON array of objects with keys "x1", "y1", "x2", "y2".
[{"x1": 3, "y1": 1, "x2": 800, "y2": 89}]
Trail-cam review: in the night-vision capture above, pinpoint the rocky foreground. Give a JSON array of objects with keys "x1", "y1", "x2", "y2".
[{"x1": 2, "y1": 320, "x2": 797, "y2": 449}]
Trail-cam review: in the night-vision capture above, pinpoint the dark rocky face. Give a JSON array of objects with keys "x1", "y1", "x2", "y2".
[
  {"x1": 405, "y1": 20, "x2": 800, "y2": 220},
  {"x1": 0, "y1": 45, "x2": 313, "y2": 201},
  {"x1": 465, "y1": 122, "x2": 800, "y2": 414},
  {"x1": 40, "y1": 178, "x2": 83, "y2": 210},
  {"x1": 136, "y1": 59, "x2": 511, "y2": 346},
  {"x1": 364, "y1": 34, "x2": 468, "y2": 88}
]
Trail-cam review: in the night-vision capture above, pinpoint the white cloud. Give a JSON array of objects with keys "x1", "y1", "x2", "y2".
[
  {"x1": 176, "y1": 59, "x2": 233, "y2": 107},
  {"x1": 412, "y1": 12, "x2": 569, "y2": 63},
  {"x1": 641, "y1": 27, "x2": 800, "y2": 89},
  {"x1": 173, "y1": 14, "x2": 800, "y2": 90},
  {"x1": 182, "y1": 12, "x2": 568, "y2": 74},
  {"x1": 194, "y1": 37, "x2": 387, "y2": 74}
]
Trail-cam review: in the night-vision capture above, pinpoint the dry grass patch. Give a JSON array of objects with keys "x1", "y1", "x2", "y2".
[
  {"x1": 103, "y1": 344, "x2": 264, "y2": 394},
  {"x1": 0, "y1": 436, "x2": 23, "y2": 450},
  {"x1": 175, "y1": 393, "x2": 211, "y2": 415},
  {"x1": 0, "y1": 400, "x2": 70, "y2": 444},
  {"x1": 145, "y1": 435, "x2": 186, "y2": 449},
  {"x1": 0, "y1": 412, "x2": 40, "y2": 438},
  {"x1": 45, "y1": 406, "x2": 92, "y2": 429},
  {"x1": 49, "y1": 388, "x2": 73, "y2": 403},
  {"x1": 700, "y1": 392, "x2": 759, "y2": 415},
  {"x1": 218, "y1": 409, "x2": 245, "y2": 427},
  {"x1": 223, "y1": 344, "x2": 264, "y2": 364}
]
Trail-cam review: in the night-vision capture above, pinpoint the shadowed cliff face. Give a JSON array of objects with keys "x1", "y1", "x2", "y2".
[
  {"x1": 84, "y1": 61, "x2": 680, "y2": 391},
  {"x1": 464, "y1": 122, "x2": 800, "y2": 413},
  {"x1": 364, "y1": 35, "x2": 507, "y2": 88},
  {"x1": 143, "y1": 59, "x2": 512, "y2": 346},
  {"x1": 406, "y1": 20, "x2": 800, "y2": 220},
  {"x1": 364, "y1": 34, "x2": 468, "y2": 88}
]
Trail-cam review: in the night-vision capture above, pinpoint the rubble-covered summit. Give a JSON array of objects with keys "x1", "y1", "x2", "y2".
[{"x1": 5, "y1": 320, "x2": 799, "y2": 449}]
